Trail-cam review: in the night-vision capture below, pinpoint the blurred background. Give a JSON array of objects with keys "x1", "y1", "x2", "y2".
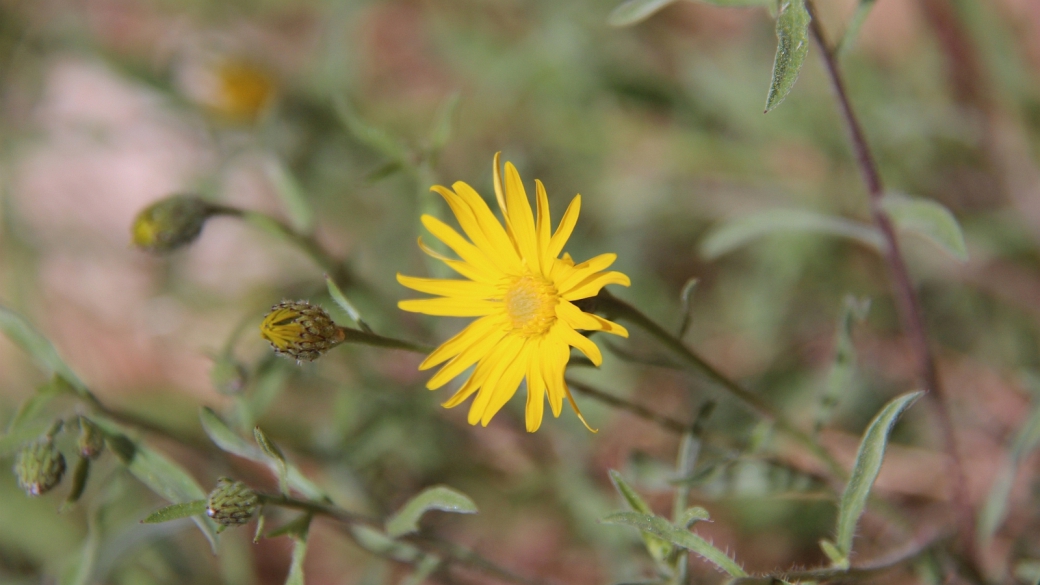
[{"x1": 1, "y1": 0, "x2": 1040, "y2": 583}]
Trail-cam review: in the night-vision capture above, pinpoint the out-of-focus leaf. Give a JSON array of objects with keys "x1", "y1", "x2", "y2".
[
  {"x1": 1014, "y1": 560, "x2": 1040, "y2": 584},
  {"x1": 385, "y1": 485, "x2": 478, "y2": 538},
  {"x1": 427, "y1": 92, "x2": 460, "y2": 155},
  {"x1": 142, "y1": 500, "x2": 208, "y2": 524},
  {"x1": 285, "y1": 517, "x2": 311, "y2": 585},
  {"x1": 200, "y1": 408, "x2": 326, "y2": 501},
  {"x1": 602, "y1": 511, "x2": 747, "y2": 577},
  {"x1": 326, "y1": 274, "x2": 371, "y2": 332},
  {"x1": 978, "y1": 398, "x2": 1040, "y2": 544},
  {"x1": 351, "y1": 525, "x2": 423, "y2": 562},
  {"x1": 62, "y1": 457, "x2": 91, "y2": 509},
  {"x1": 882, "y1": 193, "x2": 968, "y2": 261},
  {"x1": 60, "y1": 505, "x2": 101, "y2": 585},
  {"x1": 264, "y1": 159, "x2": 314, "y2": 234},
  {"x1": 676, "y1": 278, "x2": 699, "y2": 339},
  {"x1": 700, "y1": 209, "x2": 883, "y2": 259},
  {"x1": 608, "y1": 470, "x2": 672, "y2": 562},
  {"x1": 333, "y1": 96, "x2": 408, "y2": 162},
  {"x1": 254, "y1": 426, "x2": 288, "y2": 495},
  {"x1": 365, "y1": 160, "x2": 403, "y2": 183},
  {"x1": 837, "y1": 0, "x2": 879, "y2": 55},
  {"x1": 834, "y1": 392, "x2": 922, "y2": 559},
  {"x1": 401, "y1": 555, "x2": 441, "y2": 585},
  {"x1": 0, "y1": 420, "x2": 52, "y2": 456},
  {"x1": 677, "y1": 506, "x2": 710, "y2": 528},
  {"x1": 819, "y1": 538, "x2": 846, "y2": 569},
  {"x1": 0, "y1": 305, "x2": 86, "y2": 393},
  {"x1": 814, "y1": 296, "x2": 871, "y2": 434},
  {"x1": 764, "y1": 0, "x2": 811, "y2": 112},
  {"x1": 607, "y1": 0, "x2": 677, "y2": 27},
  {"x1": 10, "y1": 377, "x2": 73, "y2": 431}
]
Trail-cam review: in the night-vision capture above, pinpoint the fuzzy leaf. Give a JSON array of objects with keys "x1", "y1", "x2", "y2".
[
  {"x1": 603, "y1": 511, "x2": 747, "y2": 577},
  {"x1": 819, "y1": 538, "x2": 848, "y2": 569},
  {"x1": 764, "y1": 0, "x2": 811, "y2": 112},
  {"x1": 815, "y1": 296, "x2": 871, "y2": 434},
  {"x1": 402, "y1": 555, "x2": 441, "y2": 585},
  {"x1": 254, "y1": 426, "x2": 289, "y2": 495},
  {"x1": 678, "y1": 506, "x2": 710, "y2": 528},
  {"x1": 978, "y1": 398, "x2": 1040, "y2": 543},
  {"x1": 142, "y1": 500, "x2": 208, "y2": 524},
  {"x1": 351, "y1": 525, "x2": 424, "y2": 562},
  {"x1": 285, "y1": 517, "x2": 311, "y2": 585},
  {"x1": 264, "y1": 159, "x2": 314, "y2": 234},
  {"x1": 385, "y1": 486, "x2": 478, "y2": 538},
  {"x1": 837, "y1": 0, "x2": 879, "y2": 55},
  {"x1": 700, "y1": 209, "x2": 883, "y2": 259},
  {"x1": 0, "y1": 305, "x2": 86, "y2": 393},
  {"x1": 326, "y1": 274, "x2": 371, "y2": 332},
  {"x1": 608, "y1": 0, "x2": 677, "y2": 26},
  {"x1": 63, "y1": 457, "x2": 91, "y2": 509},
  {"x1": 609, "y1": 470, "x2": 673, "y2": 562},
  {"x1": 882, "y1": 194, "x2": 968, "y2": 261},
  {"x1": 834, "y1": 391, "x2": 922, "y2": 556}
]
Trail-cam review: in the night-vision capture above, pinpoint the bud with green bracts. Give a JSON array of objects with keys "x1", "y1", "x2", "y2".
[
  {"x1": 131, "y1": 195, "x2": 229, "y2": 253},
  {"x1": 206, "y1": 478, "x2": 259, "y2": 527},
  {"x1": 15, "y1": 441, "x2": 66, "y2": 496},
  {"x1": 259, "y1": 300, "x2": 346, "y2": 362}
]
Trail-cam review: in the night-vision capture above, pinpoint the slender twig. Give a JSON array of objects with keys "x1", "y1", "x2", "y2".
[
  {"x1": 802, "y1": 0, "x2": 976, "y2": 567},
  {"x1": 566, "y1": 379, "x2": 688, "y2": 434}
]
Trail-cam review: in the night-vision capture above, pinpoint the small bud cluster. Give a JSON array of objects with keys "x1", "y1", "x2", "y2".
[
  {"x1": 15, "y1": 441, "x2": 66, "y2": 496},
  {"x1": 206, "y1": 478, "x2": 259, "y2": 527},
  {"x1": 260, "y1": 301, "x2": 345, "y2": 362},
  {"x1": 131, "y1": 196, "x2": 216, "y2": 253}
]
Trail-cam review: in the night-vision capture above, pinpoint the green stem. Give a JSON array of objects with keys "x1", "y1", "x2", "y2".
[
  {"x1": 338, "y1": 327, "x2": 434, "y2": 354},
  {"x1": 596, "y1": 291, "x2": 847, "y2": 480}
]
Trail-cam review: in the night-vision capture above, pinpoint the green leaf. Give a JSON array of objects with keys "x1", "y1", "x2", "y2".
[
  {"x1": 608, "y1": 470, "x2": 672, "y2": 562},
  {"x1": 142, "y1": 500, "x2": 208, "y2": 524},
  {"x1": 834, "y1": 391, "x2": 922, "y2": 557},
  {"x1": 882, "y1": 193, "x2": 968, "y2": 261},
  {"x1": 60, "y1": 506, "x2": 101, "y2": 585},
  {"x1": 677, "y1": 278, "x2": 699, "y2": 339},
  {"x1": 254, "y1": 426, "x2": 288, "y2": 495},
  {"x1": 9, "y1": 377, "x2": 72, "y2": 431},
  {"x1": 333, "y1": 96, "x2": 408, "y2": 163},
  {"x1": 814, "y1": 296, "x2": 871, "y2": 434},
  {"x1": 678, "y1": 506, "x2": 710, "y2": 529},
  {"x1": 0, "y1": 305, "x2": 87, "y2": 393},
  {"x1": 285, "y1": 517, "x2": 311, "y2": 585},
  {"x1": 836, "y1": 0, "x2": 879, "y2": 55},
  {"x1": 607, "y1": 0, "x2": 677, "y2": 27},
  {"x1": 62, "y1": 456, "x2": 91, "y2": 509},
  {"x1": 699, "y1": 209, "x2": 883, "y2": 260},
  {"x1": 385, "y1": 485, "x2": 478, "y2": 538},
  {"x1": 326, "y1": 274, "x2": 371, "y2": 332},
  {"x1": 819, "y1": 538, "x2": 848, "y2": 570},
  {"x1": 1014, "y1": 560, "x2": 1040, "y2": 585},
  {"x1": 427, "y1": 92, "x2": 460, "y2": 155},
  {"x1": 199, "y1": 408, "x2": 327, "y2": 501},
  {"x1": 602, "y1": 511, "x2": 747, "y2": 577},
  {"x1": 264, "y1": 159, "x2": 314, "y2": 234},
  {"x1": 764, "y1": 0, "x2": 811, "y2": 112},
  {"x1": 351, "y1": 525, "x2": 424, "y2": 562},
  {"x1": 978, "y1": 397, "x2": 1040, "y2": 544},
  {"x1": 0, "y1": 419, "x2": 52, "y2": 456},
  {"x1": 401, "y1": 554, "x2": 441, "y2": 585}
]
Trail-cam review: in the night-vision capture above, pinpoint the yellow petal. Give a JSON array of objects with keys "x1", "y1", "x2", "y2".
[
  {"x1": 555, "y1": 299, "x2": 605, "y2": 331},
  {"x1": 397, "y1": 274, "x2": 501, "y2": 299},
  {"x1": 419, "y1": 314, "x2": 505, "y2": 371},
  {"x1": 441, "y1": 363, "x2": 490, "y2": 408},
  {"x1": 479, "y1": 343, "x2": 530, "y2": 426},
  {"x1": 452, "y1": 181, "x2": 522, "y2": 271},
  {"x1": 555, "y1": 253, "x2": 617, "y2": 292},
  {"x1": 467, "y1": 335, "x2": 525, "y2": 425},
  {"x1": 561, "y1": 271, "x2": 631, "y2": 301},
  {"x1": 534, "y1": 180, "x2": 553, "y2": 272},
  {"x1": 554, "y1": 323, "x2": 603, "y2": 366},
  {"x1": 426, "y1": 324, "x2": 508, "y2": 388},
  {"x1": 421, "y1": 215, "x2": 499, "y2": 275},
  {"x1": 417, "y1": 237, "x2": 498, "y2": 284},
  {"x1": 588, "y1": 314, "x2": 629, "y2": 338},
  {"x1": 525, "y1": 358, "x2": 546, "y2": 433},
  {"x1": 492, "y1": 152, "x2": 520, "y2": 252},
  {"x1": 547, "y1": 195, "x2": 580, "y2": 260},
  {"x1": 504, "y1": 162, "x2": 540, "y2": 273},
  {"x1": 398, "y1": 298, "x2": 501, "y2": 317},
  {"x1": 540, "y1": 339, "x2": 568, "y2": 417},
  {"x1": 564, "y1": 384, "x2": 597, "y2": 433}
]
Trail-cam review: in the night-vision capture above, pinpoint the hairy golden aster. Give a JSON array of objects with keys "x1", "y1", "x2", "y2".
[{"x1": 398, "y1": 153, "x2": 630, "y2": 432}]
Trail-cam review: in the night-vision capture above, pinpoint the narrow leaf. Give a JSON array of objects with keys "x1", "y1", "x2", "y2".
[
  {"x1": 0, "y1": 305, "x2": 86, "y2": 393},
  {"x1": 143, "y1": 500, "x2": 208, "y2": 524},
  {"x1": 700, "y1": 209, "x2": 883, "y2": 260},
  {"x1": 326, "y1": 274, "x2": 371, "y2": 332},
  {"x1": 402, "y1": 555, "x2": 441, "y2": 585},
  {"x1": 814, "y1": 296, "x2": 871, "y2": 434},
  {"x1": 428, "y1": 92, "x2": 460, "y2": 154},
  {"x1": 607, "y1": 0, "x2": 677, "y2": 27},
  {"x1": 882, "y1": 193, "x2": 968, "y2": 261},
  {"x1": 385, "y1": 485, "x2": 478, "y2": 538},
  {"x1": 351, "y1": 525, "x2": 423, "y2": 562},
  {"x1": 836, "y1": 0, "x2": 879, "y2": 56},
  {"x1": 609, "y1": 469, "x2": 672, "y2": 562},
  {"x1": 62, "y1": 457, "x2": 91, "y2": 510},
  {"x1": 333, "y1": 96, "x2": 408, "y2": 162},
  {"x1": 678, "y1": 506, "x2": 710, "y2": 528},
  {"x1": 0, "y1": 419, "x2": 53, "y2": 456},
  {"x1": 264, "y1": 159, "x2": 314, "y2": 234},
  {"x1": 60, "y1": 509, "x2": 101, "y2": 585},
  {"x1": 9, "y1": 377, "x2": 72, "y2": 431},
  {"x1": 677, "y1": 278, "x2": 699, "y2": 339},
  {"x1": 764, "y1": 0, "x2": 811, "y2": 112},
  {"x1": 602, "y1": 511, "x2": 747, "y2": 577},
  {"x1": 285, "y1": 517, "x2": 311, "y2": 585},
  {"x1": 819, "y1": 538, "x2": 848, "y2": 569},
  {"x1": 978, "y1": 398, "x2": 1040, "y2": 543},
  {"x1": 834, "y1": 391, "x2": 922, "y2": 556},
  {"x1": 254, "y1": 426, "x2": 288, "y2": 495}
]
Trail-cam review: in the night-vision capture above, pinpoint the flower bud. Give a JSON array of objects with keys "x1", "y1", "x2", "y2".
[
  {"x1": 15, "y1": 441, "x2": 66, "y2": 496},
  {"x1": 77, "y1": 417, "x2": 105, "y2": 460},
  {"x1": 206, "y1": 477, "x2": 259, "y2": 527},
  {"x1": 131, "y1": 195, "x2": 216, "y2": 253},
  {"x1": 260, "y1": 301, "x2": 345, "y2": 362}
]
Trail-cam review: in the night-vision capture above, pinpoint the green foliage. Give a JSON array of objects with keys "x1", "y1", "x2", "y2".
[
  {"x1": 265, "y1": 159, "x2": 315, "y2": 235},
  {"x1": 815, "y1": 296, "x2": 871, "y2": 434},
  {"x1": 285, "y1": 516, "x2": 311, "y2": 585},
  {"x1": 0, "y1": 305, "x2": 86, "y2": 393},
  {"x1": 699, "y1": 209, "x2": 884, "y2": 259},
  {"x1": 837, "y1": 0, "x2": 879, "y2": 55},
  {"x1": 608, "y1": 0, "x2": 679, "y2": 27},
  {"x1": 978, "y1": 394, "x2": 1040, "y2": 544},
  {"x1": 142, "y1": 500, "x2": 207, "y2": 524},
  {"x1": 882, "y1": 193, "x2": 968, "y2": 261},
  {"x1": 764, "y1": 0, "x2": 811, "y2": 112},
  {"x1": 602, "y1": 511, "x2": 748, "y2": 577},
  {"x1": 384, "y1": 485, "x2": 478, "y2": 538},
  {"x1": 608, "y1": 470, "x2": 673, "y2": 563}
]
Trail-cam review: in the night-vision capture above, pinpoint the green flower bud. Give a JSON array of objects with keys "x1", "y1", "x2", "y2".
[
  {"x1": 131, "y1": 195, "x2": 217, "y2": 253},
  {"x1": 260, "y1": 300, "x2": 345, "y2": 362},
  {"x1": 77, "y1": 417, "x2": 105, "y2": 460},
  {"x1": 15, "y1": 441, "x2": 66, "y2": 496},
  {"x1": 206, "y1": 478, "x2": 259, "y2": 527}
]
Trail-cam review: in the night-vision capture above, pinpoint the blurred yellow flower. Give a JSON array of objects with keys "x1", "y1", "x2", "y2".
[
  {"x1": 398, "y1": 153, "x2": 630, "y2": 432},
  {"x1": 214, "y1": 60, "x2": 274, "y2": 122}
]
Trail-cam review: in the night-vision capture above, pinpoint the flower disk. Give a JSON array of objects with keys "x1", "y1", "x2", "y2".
[
  {"x1": 398, "y1": 153, "x2": 630, "y2": 432},
  {"x1": 260, "y1": 301, "x2": 345, "y2": 362}
]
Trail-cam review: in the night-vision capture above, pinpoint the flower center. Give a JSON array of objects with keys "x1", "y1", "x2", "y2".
[{"x1": 504, "y1": 275, "x2": 558, "y2": 337}]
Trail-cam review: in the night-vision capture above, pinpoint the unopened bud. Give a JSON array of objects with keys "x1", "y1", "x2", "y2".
[
  {"x1": 260, "y1": 301, "x2": 345, "y2": 362},
  {"x1": 131, "y1": 195, "x2": 217, "y2": 253},
  {"x1": 206, "y1": 477, "x2": 259, "y2": 527},
  {"x1": 77, "y1": 417, "x2": 105, "y2": 460},
  {"x1": 15, "y1": 441, "x2": 66, "y2": 496}
]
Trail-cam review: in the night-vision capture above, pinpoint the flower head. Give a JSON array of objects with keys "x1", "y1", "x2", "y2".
[
  {"x1": 206, "y1": 477, "x2": 259, "y2": 527},
  {"x1": 15, "y1": 440, "x2": 66, "y2": 496},
  {"x1": 260, "y1": 300, "x2": 345, "y2": 362},
  {"x1": 398, "y1": 153, "x2": 630, "y2": 432},
  {"x1": 132, "y1": 195, "x2": 215, "y2": 253}
]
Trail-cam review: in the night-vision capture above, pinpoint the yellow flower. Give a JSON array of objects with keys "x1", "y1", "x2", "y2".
[{"x1": 398, "y1": 153, "x2": 630, "y2": 432}]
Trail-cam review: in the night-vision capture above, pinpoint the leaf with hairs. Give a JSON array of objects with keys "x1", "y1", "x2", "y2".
[
  {"x1": 385, "y1": 486, "x2": 478, "y2": 538},
  {"x1": 142, "y1": 500, "x2": 208, "y2": 524},
  {"x1": 285, "y1": 517, "x2": 311, "y2": 585},
  {"x1": 351, "y1": 525, "x2": 424, "y2": 562},
  {"x1": 834, "y1": 392, "x2": 922, "y2": 557},
  {"x1": 700, "y1": 209, "x2": 883, "y2": 259},
  {"x1": 608, "y1": 470, "x2": 672, "y2": 562},
  {"x1": 764, "y1": 0, "x2": 810, "y2": 112},
  {"x1": 326, "y1": 274, "x2": 371, "y2": 332},
  {"x1": 814, "y1": 296, "x2": 871, "y2": 434},
  {"x1": 602, "y1": 511, "x2": 747, "y2": 577}
]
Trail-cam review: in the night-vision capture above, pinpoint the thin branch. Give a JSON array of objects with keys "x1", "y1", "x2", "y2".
[{"x1": 802, "y1": 0, "x2": 976, "y2": 569}]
